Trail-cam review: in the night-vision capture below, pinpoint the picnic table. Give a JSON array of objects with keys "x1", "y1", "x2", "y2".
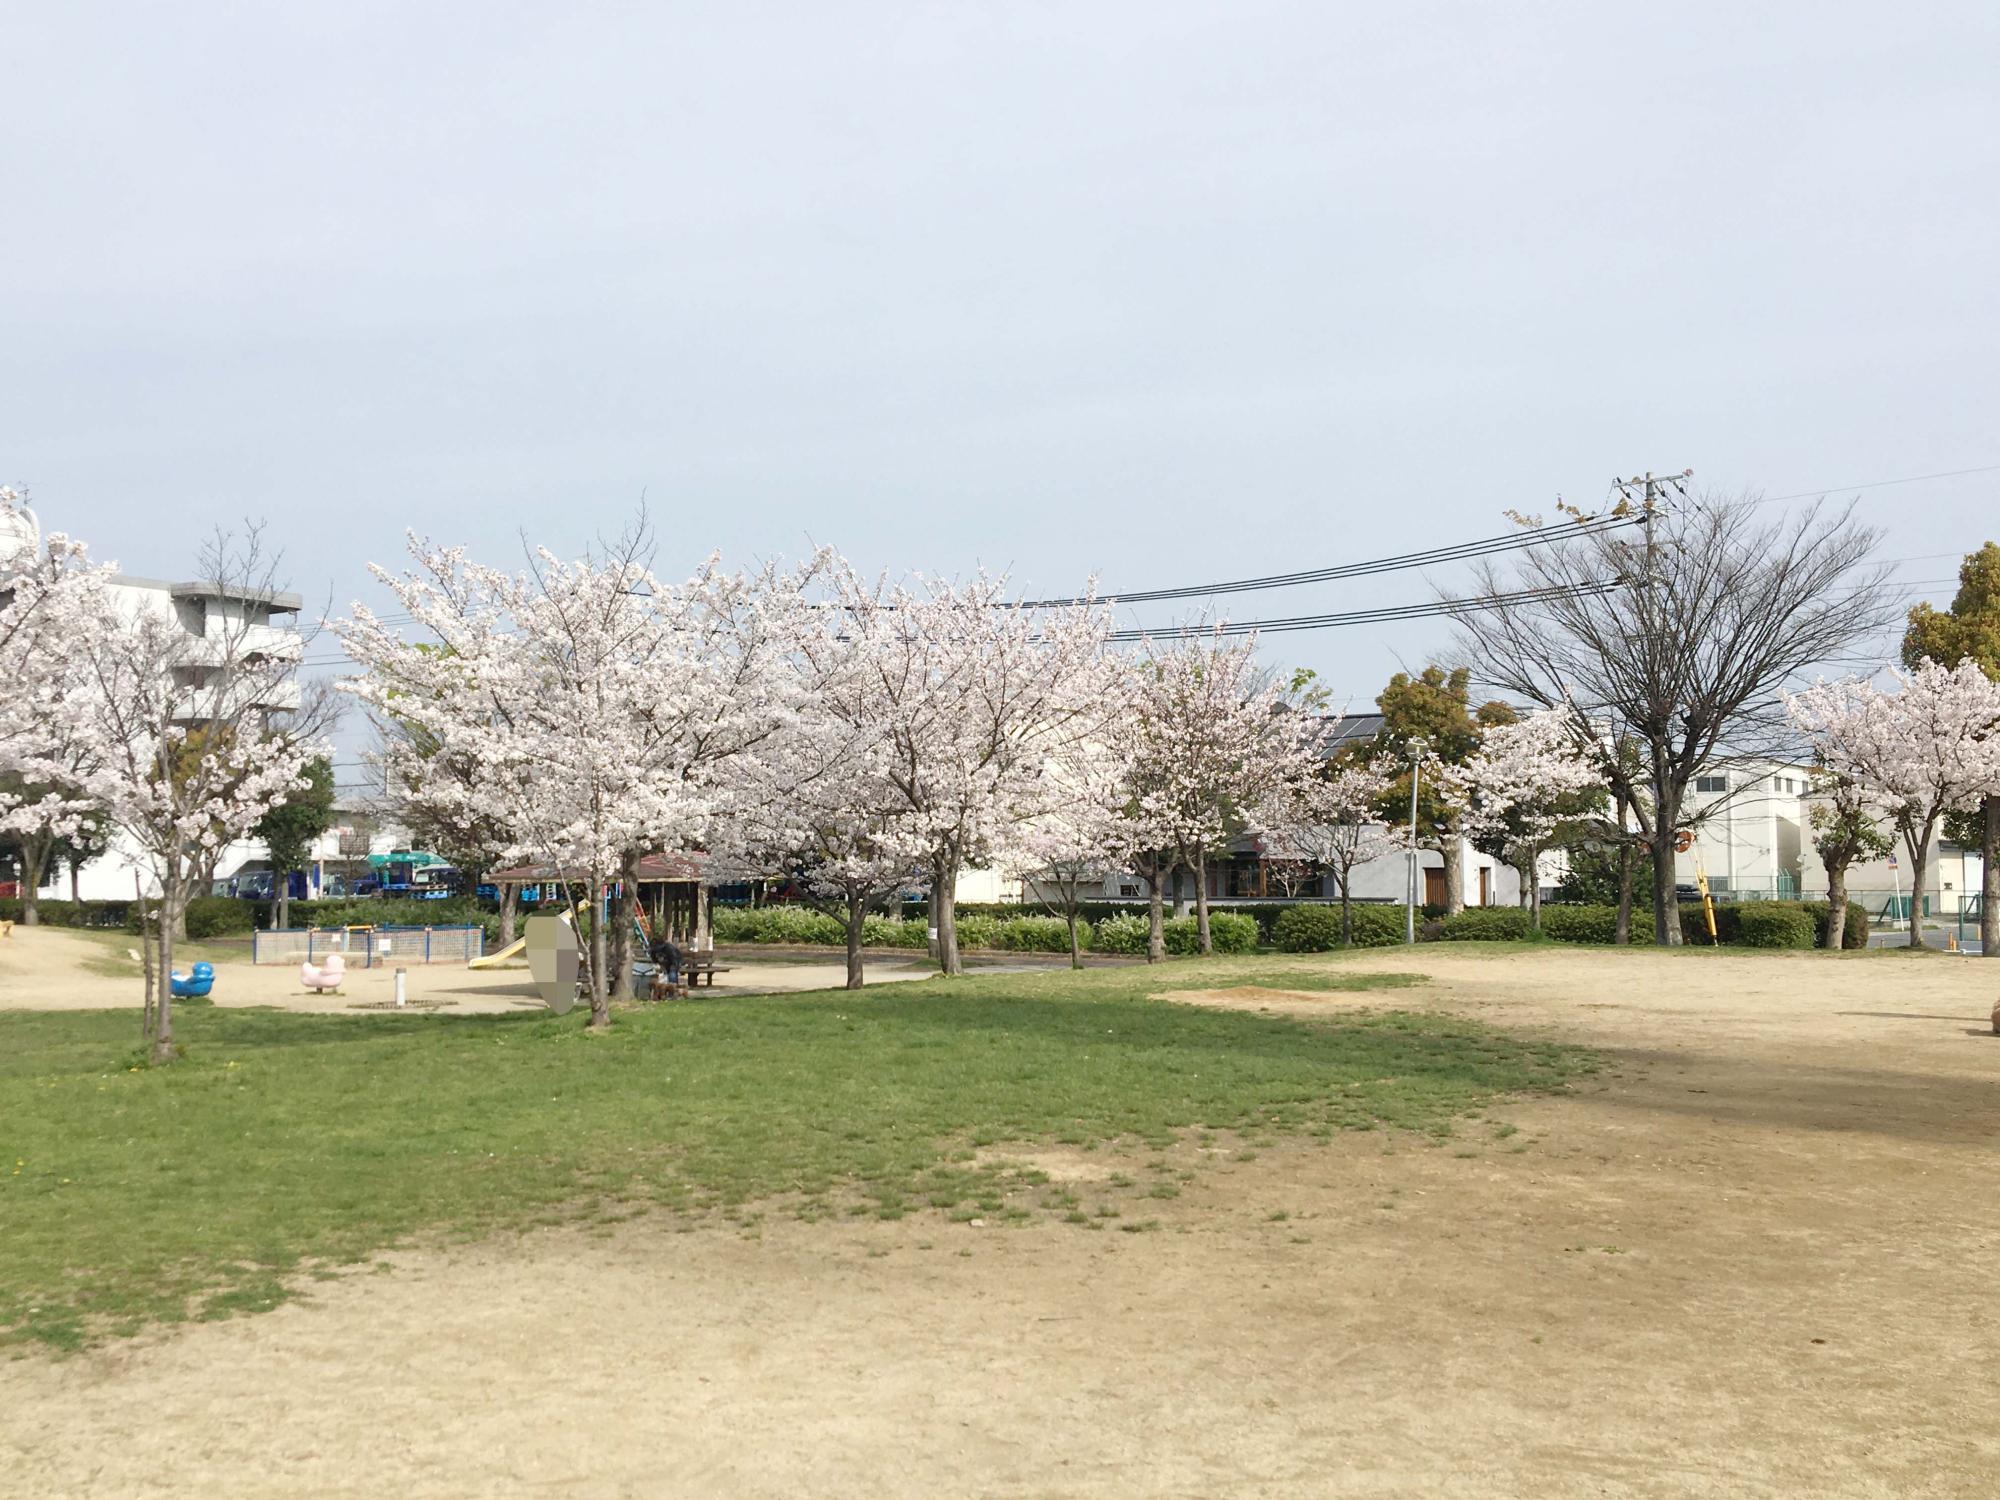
[
  {"x1": 683, "y1": 956, "x2": 731, "y2": 988},
  {"x1": 636, "y1": 954, "x2": 733, "y2": 1000}
]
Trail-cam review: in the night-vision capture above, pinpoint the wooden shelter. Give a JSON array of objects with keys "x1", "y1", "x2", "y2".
[{"x1": 486, "y1": 852, "x2": 715, "y2": 951}]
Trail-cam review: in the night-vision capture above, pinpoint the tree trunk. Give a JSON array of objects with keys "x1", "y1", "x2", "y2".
[
  {"x1": 611, "y1": 850, "x2": 639, "y2": 1001},
  {"x1": 1440, "y1": 836, "x2": 1465, "y2": 916},
  {"x1": 1982, "y1": 794, "x2": 1999, "y2": 959},
  {"x1": 587, "y1": 873, "x2": 611, "y2": 1028},
  {"x1": 1527, "y1": 859, "x2": 1543, "y2": 931},
  {"x1": 499, "y1": 883, "x2": 518, "y2": 947},
  {"x1": 137, "y1": 876, "x2": 156, "y2": 1044},
  {"x1": 1065, "y1": 902, "x2": 1083, "y2": 970},
  {"x1": 1338, "y1": 877, "x2": 1354, "y2": 945},
  {"x1": 1825, "y1": 860, "x2": 1849, "y2": 951},
  {"x1": 844, "y1": 891, "x2": 866, "y2": 989},
  {"x1": 20, "y1": 831, "x2": 53, "y2": 925},
  {"x1": 69, "y1": 860, "x2": 81, "y2": 903},
  {"x1": 151, "y1": 868, "x2": 181, "y2": 1064},
  {"x1": 1171, "y1": 867, "x2": 1191, "y2": 919},
  {"x1": 1193, "y1": 849, "x2": 1213, "y2": 955},
  {"x1": 694, "y1": 883, "x2": 712, "y2": 953},
  {"x1": 1904, "y1": 825, "x2": 1931, "y2": 950},
  {"x1": 933, "y1": 864, "x2": 962, "y2": 976},
  {"x1": 1615, "y1": 842, "x2": 1634, "y2": 945},
  {"x1": 1650, "y1": 778, "x2": 1683, "y2": 947},
  {"x1": 1147, "y1": 876, "x2": 1166, "y2": 964}
]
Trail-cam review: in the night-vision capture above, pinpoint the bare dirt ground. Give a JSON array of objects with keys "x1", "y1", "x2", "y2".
[
  {"x1": 6, "y1": 945, "x2": 2000, "y2": 1497},
  {"x1": 0, "y1": 925, "x2": 936, "y2": 1012}
]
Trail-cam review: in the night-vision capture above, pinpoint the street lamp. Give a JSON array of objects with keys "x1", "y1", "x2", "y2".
[{"x1": 1405, "y1": 737, "x2": 1432, "y2": 945}]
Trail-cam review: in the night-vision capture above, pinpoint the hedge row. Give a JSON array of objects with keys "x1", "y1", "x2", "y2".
[
  {"x1": 1272, "y1": 904, "x2": 1406, "y2": 951},
  {"x1": 1271, "y1": 899, "x2": 1870, "y2": 950},
  {"x1": 710, "y1": 905, "x2": 1261, "y2": 955},
  {"x1": 1091, "y1": 912, "x2": 1260, "y2": 955},
  {"x1": 902, "y1": 900, "x2": 1426, "y2": 942},
  {"x1": 0, "y1": 898, "x2": 134, "y2": 929},
  {"x1": 712, "y1": 907, "x2": 1089, "y2": 952},
  {"x1": 1680, "y1": 900, "x2": 1868, "y2": 950}
]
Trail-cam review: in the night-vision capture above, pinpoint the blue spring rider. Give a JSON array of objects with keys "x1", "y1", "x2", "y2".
[{"x1": 170, "y1": 962, "x2": 215, "y2": 1000}]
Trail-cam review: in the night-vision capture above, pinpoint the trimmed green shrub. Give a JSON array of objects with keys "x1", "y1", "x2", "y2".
[
  {"x1": 710, "y1": 906, "x2": 846, "y2": 945},
  {"x1": 1818, "y1": 901, "x2": 1870, "y2": 950},
  {"x1": 992, "y1": 915, "x2": 1086, "y2": 952},
  {"x1": 1539, "y1": 904, "x2": 1620, "y2": 943},
  {"x1": 0, "y1": 897, "x2": 135, "y2": 929},
  {"x1": 1267, "y1": 903, "x2": 1406, "y2": 950},
  {"x1": 1267, "y1": 903, "x2": 1404, "y2": 950},
  {"x1": 1735, "y1": 902, "x2": 1816, "y2": 949},
  {"x1": 860, "y1": 915, "x2": 929, "y2": 949},
  {"x1": 1680, "y1": 902, "x2": 1741, "y2": 945},
  {"x1": 1161, "y1": 912, "x2": 1259, "y2": 954},
  {"x1": 1438, "y1": 907, "x2": 1533, "y2": 941},
  {"x1": 949, "y1": 914, "x2": 997, "y2": 950},
  {"x1": 1273, "y1": 904, "x2": 1341, "y2": 952},
  {"x1": 184, "y1": 896, "x2": 256, "y2": 940},
  {"x1": 1346, "y1": 904, "x2": 1408, "y2": 948},
  {"x1": 1092, "y1": 913, "x2": 1151, "y2": 955}
]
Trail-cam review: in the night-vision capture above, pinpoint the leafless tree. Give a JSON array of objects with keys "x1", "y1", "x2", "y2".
[{"x1": 1454, "y1": 491, "x2": 1895, "y2": 946}]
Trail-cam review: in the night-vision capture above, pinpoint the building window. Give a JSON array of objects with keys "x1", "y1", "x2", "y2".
[{"x1": 1695, "y1": 775, "x2": 1727, "y2": 793}]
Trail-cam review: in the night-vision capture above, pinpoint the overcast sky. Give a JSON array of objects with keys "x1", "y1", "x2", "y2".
[{"x1": 6, "y1": 3, "x2": 1997, "y2": 784}]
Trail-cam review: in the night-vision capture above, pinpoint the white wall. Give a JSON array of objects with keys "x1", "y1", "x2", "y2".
[{"x1": 1673, "y1": 762, "x2": 1810, "y2": 897}]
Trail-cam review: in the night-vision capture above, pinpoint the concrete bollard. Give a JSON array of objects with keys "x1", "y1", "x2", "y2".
[{"x1": 394, "y1": 967, "x2": 408, "y2": 1008}]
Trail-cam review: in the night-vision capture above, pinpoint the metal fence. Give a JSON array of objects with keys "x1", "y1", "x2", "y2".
[{"x1": 252, "y1": 925, "x2": 484, "y2": 967}]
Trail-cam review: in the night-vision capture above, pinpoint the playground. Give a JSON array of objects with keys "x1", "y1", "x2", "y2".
[
  {"x1": 3, "y1": 943, "x2": 1998, "y2": 1496},
  {"x1": 0, "y1": 924, "x2": 943, "y2": 1013}
]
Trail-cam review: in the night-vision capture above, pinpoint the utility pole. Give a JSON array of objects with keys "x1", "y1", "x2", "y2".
[
  {"x1": 1612, "y1": 468, "x2": 1693, "y2": 945},
  {"x1": 1404, "y1": 737, "x2": 1430, "y2": 945}
]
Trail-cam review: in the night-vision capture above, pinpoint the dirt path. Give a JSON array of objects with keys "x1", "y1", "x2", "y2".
[
  {"x1": 5, "y1": 946, "x2": 1998, "y2": 1497},
  {"x1": 0, "y1": 925, "x2": 937, "y2": 1013}
]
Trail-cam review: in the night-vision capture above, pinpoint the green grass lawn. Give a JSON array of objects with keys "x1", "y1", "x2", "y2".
[{"x1": 0, "y1": 957, "x2": 1592, "y2": 1351}]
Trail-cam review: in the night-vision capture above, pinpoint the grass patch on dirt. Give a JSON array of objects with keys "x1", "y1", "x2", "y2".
[
  {"x1": 68, "y1": 930, "x2": 252, "y2": 981},
  {"x1": 0, "y1": 957, "x2": 1590, "y2": 1350}
]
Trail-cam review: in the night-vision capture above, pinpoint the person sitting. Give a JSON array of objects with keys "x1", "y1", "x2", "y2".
[{"x1": 648, "y1": 937, "x2": 683, "y2": 998}]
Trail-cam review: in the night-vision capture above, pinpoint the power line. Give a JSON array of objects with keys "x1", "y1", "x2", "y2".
[
  {"x1": 295, "y1": 465, "x2": 1999, "y2": 665},
  {"x1": 1024, "y1": 513, "x2": 1642, "y2": 609},
  {"x1": 1107, "y1": 581, "x2": 1624, "y2": 641},
  {"x1": 1745, "y1": 462, "x2": 2000, "y2": 508}
]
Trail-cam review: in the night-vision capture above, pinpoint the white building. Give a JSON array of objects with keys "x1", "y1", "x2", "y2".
[
  {"x1": 1673, "y1": 759, "x2": 1811, "y2": 899},
  {"x1": 35, "y1": 550, "x2": 310, "y2": 902},
  {"x1": 1673, "y1": 756, "x2": 1978, "y2": 928}
]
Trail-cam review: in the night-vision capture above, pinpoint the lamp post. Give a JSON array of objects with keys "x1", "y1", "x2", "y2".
[{"x1": 1405, "y1": 737, "x2": 1431, "y2": 945}]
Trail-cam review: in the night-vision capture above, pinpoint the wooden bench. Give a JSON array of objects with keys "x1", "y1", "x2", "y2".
[{"x1": 642, "y1": 957, "x2": 732, "y2": 1000}]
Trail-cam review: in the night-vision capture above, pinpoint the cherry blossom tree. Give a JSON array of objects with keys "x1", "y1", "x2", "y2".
[
  {"x1": 1019, "y1": 737, "x2": 1140, "y2": 968},
  {"x1": 60, "y1": 526, "x2": 328, "y2": 1061},
  {"x1": 1445, "y1": 704, "x2": 1605, "y2": 929},
  {"x1": 802, "y1": 564, "x2": 1119, "y2": 976},
  {"x1": 1269, "y1": 756, "x2": 1398, "y2": 945},
  {"x1": 1127, "y1": 632, "x2": 1329, "y2": 955},
  {"x1": 1805, "y1": 768, "x2": 1892, "y2": 951},
  {"x1": 0, "y1": 489, "x2": 118, "y2": 899},
  {"x1": 1786, "y1": 658, "x2": 2000, "y2": 948},
  {"x1": 340, "y1": 523, "x2": 823, "y2": 1024},
  {"x1": 717, "y1": 623, "x2": 926, "y2": 990}
]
